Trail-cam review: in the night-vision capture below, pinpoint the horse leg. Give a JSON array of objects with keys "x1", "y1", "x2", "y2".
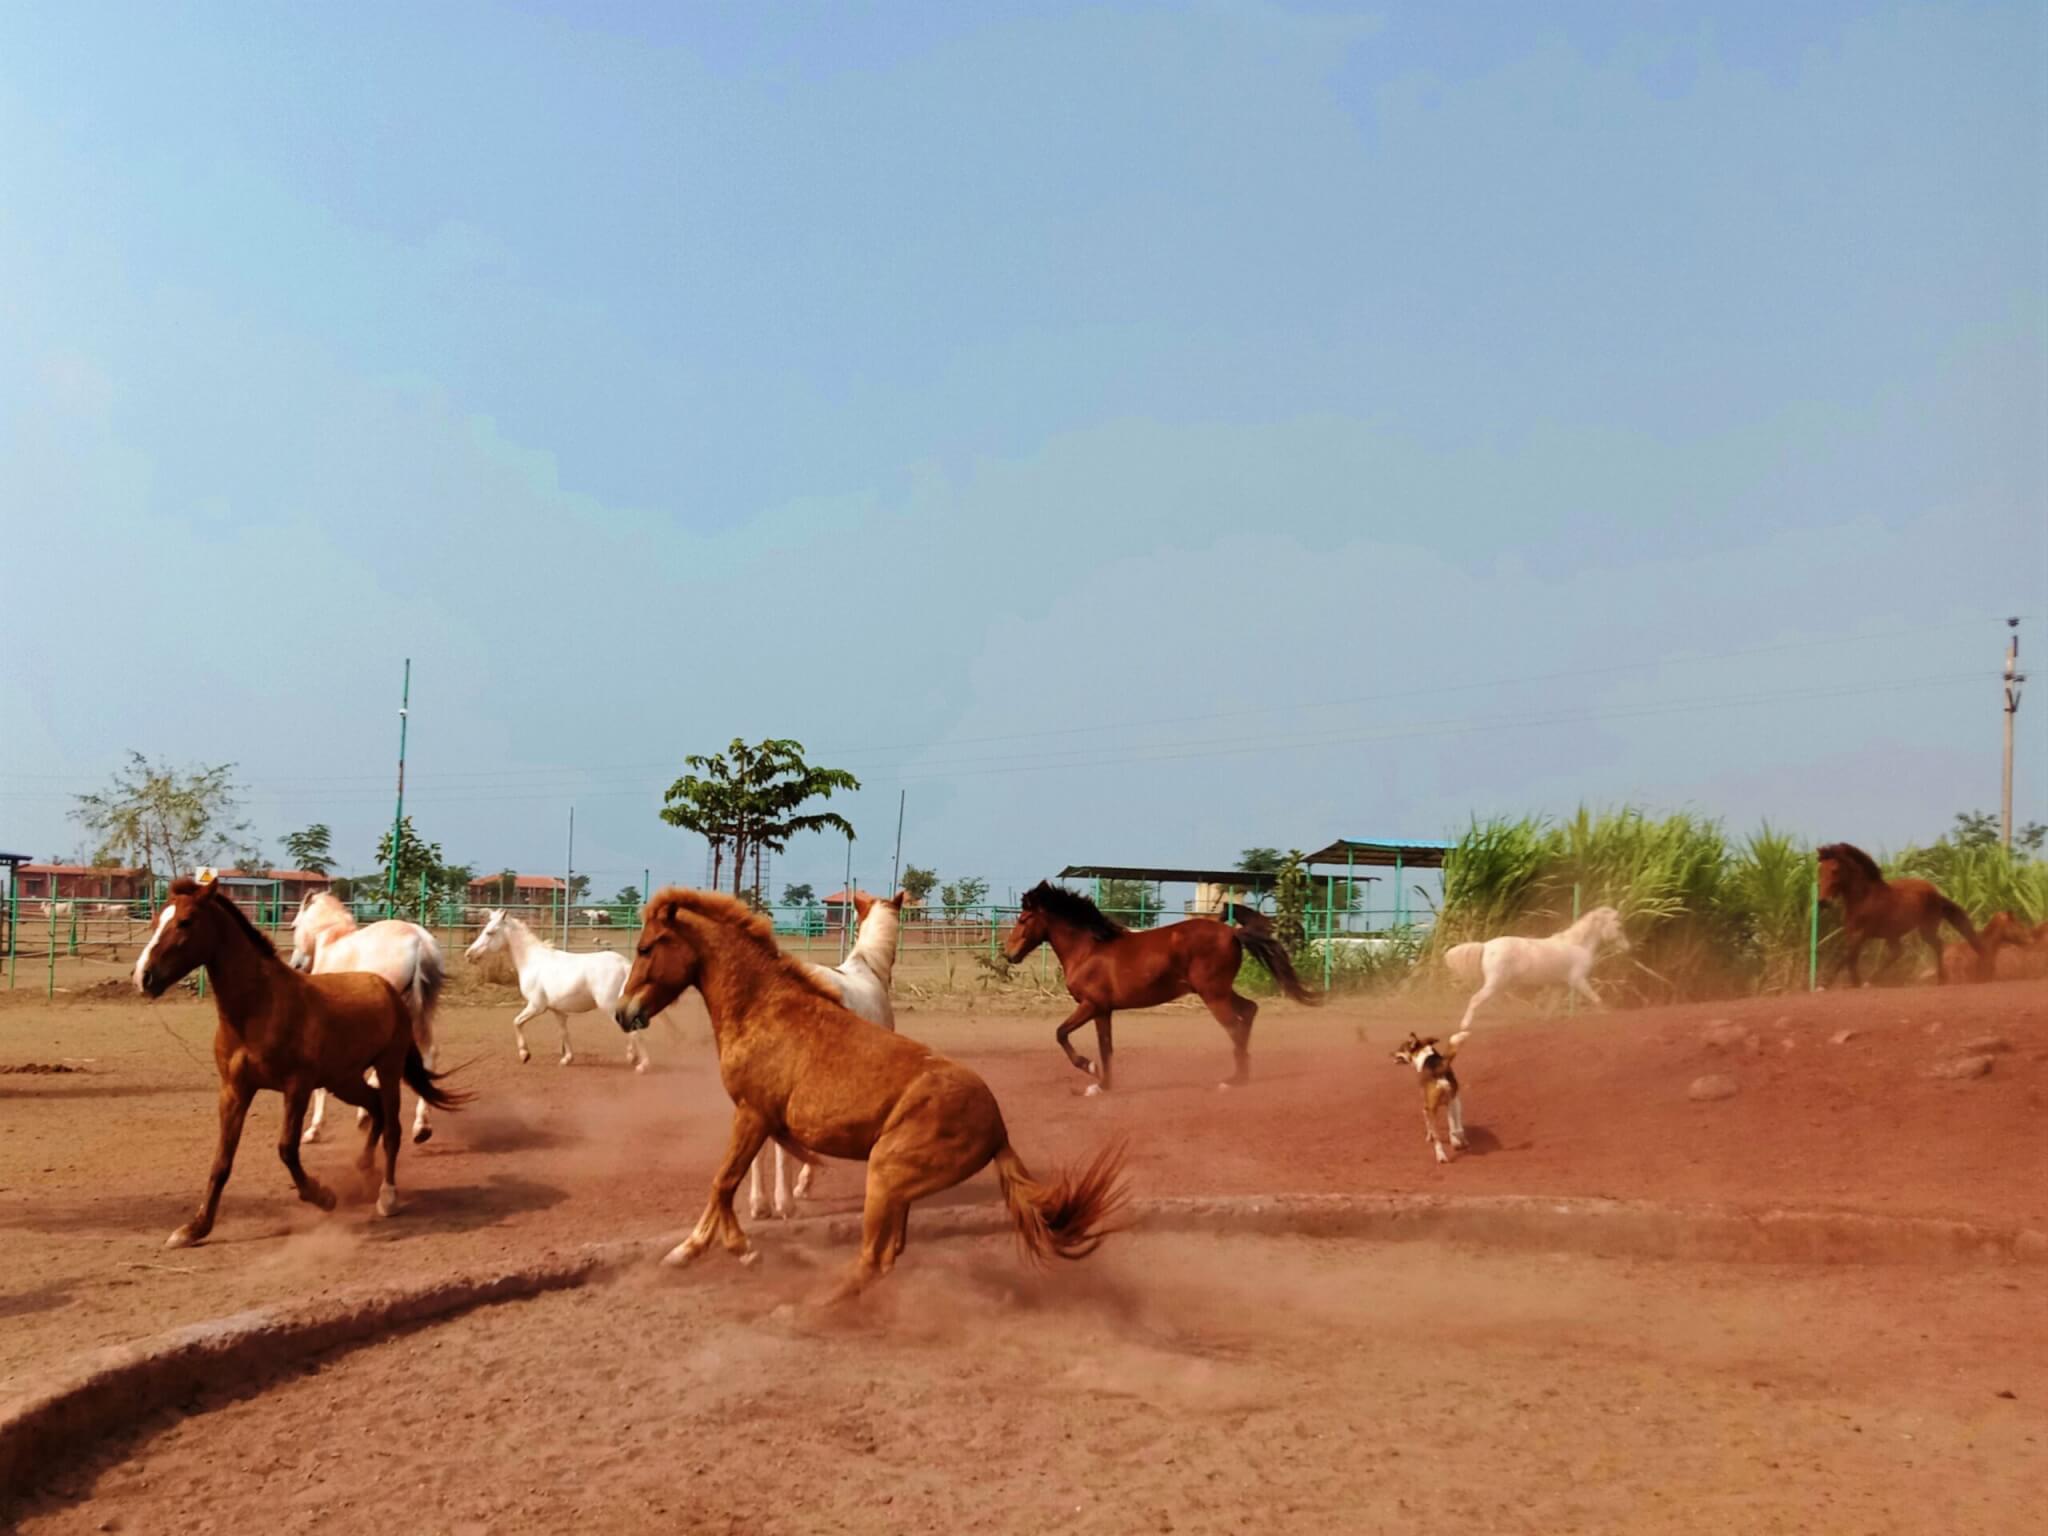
[
  {"x1": 664, "y1": 1107, "x2": 771, "y2": 1268},
  {"x1": 409, "y1": 1030, "x2": 435, "y2": 1144},
  {"x1": 773, "y1": 1144, "x2": 794, "y2": 1219},
  {"x1": 1881, "y1": 937, "x2": 1904, "y2": 985},
  {"x1": 1199, "y1": 991, "x2": 1257, "y2": 1089},
  {"x1": 275, "y1": 1083, "x2": 337, "y2": 1215},
  {"x1": 1924, "y1": 924, "x2": 1950, "y2": 984},
  {"x1": 1458, "y1": 971, "x2": 1499, "y2": 1033},
  {"x1": 375, "y1": 1065, "x2": 403, "y2": 1217},
  {"x1": 747, "y1": 1149, "x2": 770, "y2": 1221},
  {"x1": 1832, "y1": 936, "x2": 1866, "y2": 988},
  {"x1": 301, "y1": 1086, "x2": 329, "y2": 1145},
  {"x1": 168, "y1": 1079, "x2": 253, "y2": 1249},
  {"x1": 1090, "y1": 1013, "x2": 1115, "y2": 1095},
  {"x1": 510, "y1": 997, "x2": 543, "y2": 1063},
  {"x1": 1569, "y1": 966, "x2": 1603, "y2": 1010},
  {"x1": 1448, "y1": 1093, "x2": 1469, "y2": 1151},
  {"x1": 1053, "y1": 1001, "x2": 1103, "y2": 1082},
  {"x1": 556, "y1": 1010, "x2": 575, "y2": 1066}
]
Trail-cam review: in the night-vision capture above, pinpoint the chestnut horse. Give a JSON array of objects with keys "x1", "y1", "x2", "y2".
[
  {"x1": 614, "y1": 888, "x2": 1127, "y2": 1299},
  {"x1": 1817, "y1": 843, "x2": 1984, "y2": 986},
  {"x1": 1941, "y1": 911, "x2": 2044, "y2": 982},
  {"x1": 1001, "y1": 882, "x2": 1317, "y2": 1093},
  {"x1": 134, "y1": 873, "x2": 468, "y2": 1248}
]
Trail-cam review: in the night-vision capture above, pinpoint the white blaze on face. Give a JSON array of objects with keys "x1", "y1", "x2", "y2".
[{"x1": 134, "y1": 906, "x2": 175, "y2": 989}]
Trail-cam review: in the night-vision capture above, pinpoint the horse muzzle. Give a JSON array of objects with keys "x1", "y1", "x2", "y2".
[
  {"x1": 138, "y1": 969, "x2": 163, "y2": 998},
  {"x1": 614, "y1": 995, "x2": 648, "y2": 1033}
]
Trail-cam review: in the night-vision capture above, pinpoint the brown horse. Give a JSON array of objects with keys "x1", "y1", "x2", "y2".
[
  {"x1": 134, "y1": 873, "x2": 468, "y2": 1248},
  {"x1": 613, "y1": 888, "x2": 1127, "y2": 1299},
  {"x1": 1001, "y1": 881, "x2": 1317, "y2": 1093},
  {"x1": 1944, "y1": 911, "x2": 2048, "y2": 981},
  {"x1": 1817, "y1": 843, "x2": 1984, "y2": 987}
]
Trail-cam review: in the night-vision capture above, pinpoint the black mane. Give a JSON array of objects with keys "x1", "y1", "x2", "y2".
[
  {"x1": 1817, "y1": 842, "x2": 1883, "y2": 883},
  {"x1": 1020, "y1": 880, "x2": 1126, "y2": 941}
]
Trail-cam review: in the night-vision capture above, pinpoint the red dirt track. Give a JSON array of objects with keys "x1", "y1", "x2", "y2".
[{"x1": 4, "y1": 977, "x2": 2046, "y2": 1530}]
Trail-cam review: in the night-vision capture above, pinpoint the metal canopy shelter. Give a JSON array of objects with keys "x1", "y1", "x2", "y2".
[
  {"x1": 1302, "y1": 838, "x2": 1452, "y2": 930},
  {"x1": 1056, "y1": 865, "x2": 1280, "y2": 888}
]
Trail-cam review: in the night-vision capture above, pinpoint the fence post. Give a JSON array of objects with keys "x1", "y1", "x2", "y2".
[
  {"x1": 6, "y1": 879, "x2": 15, "y2": 989},
  {"x1": 1808, "y1": 871, "x2": 1820, "y2": 991},
  {"x1": 47, "y1": 890, "x2": 57, "y2": 999},
  {"x1": 1322, "y1": 878, "x2": 1334, "y2": 991}
]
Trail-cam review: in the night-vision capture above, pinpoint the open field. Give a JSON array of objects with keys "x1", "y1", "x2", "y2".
[{"x1": 4, "y1": 972, "x2": 2046, "y2": 1529}]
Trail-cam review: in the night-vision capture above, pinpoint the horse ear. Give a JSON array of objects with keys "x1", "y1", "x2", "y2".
[{"x1": 890, "y1": 891, "x2": 907, "y2": 909}]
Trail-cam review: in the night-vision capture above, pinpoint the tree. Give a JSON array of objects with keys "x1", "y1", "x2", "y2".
[
  {"x1": 281, "y1": 823, "x2": 335, "y2": 875},
  {"x1": 480, "y1": 869, "x2": 519, "y2": 905},
  {"x1": 72, "y1": 752, "x2": 260, "y2": 877},
  {"x1": 1952, "y1": 809, "x2": 2046, "y2": 854},
  {"x1": 614, "y1": 884, "x2": 644, "y2": 908},
  {"x1": 370, "y1": 817, "x2": 467, "y2": 917},
  {"x1": 940, "y1": 875, "x2": 990, "y2": 923},
  {"x1": 1237, "y1": 848, "x2": 1283, "y2": 875},
  {"x1": 784, "y1": 882, "x2": 816, "y2": 908},
  {"x1": 567, "y1": 873, "x2": 591, "y2": 904},
  {"x1": 1097, "y1": 877, "x2": 1159, "y2": 928},
  {"x1": 901, "y1": 864, "x2": 939, "y2": 910},
  {"x1": 1273, "y1": 851, "x2": 1310, "y2": 954},
  {"x1": 660, "y1": 738, "x2": 860, "y2": 902}
]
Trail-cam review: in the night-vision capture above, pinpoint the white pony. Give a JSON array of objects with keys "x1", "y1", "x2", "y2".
[
  {"x1": 291, "y1": 892, "x2": 446, "y2": 1145},
  {"x1": 749, "y1": 889, "x2": 907, "y2": 1220},
  {"x1": 465, "y1": 909, "x2": 650, "y2": 1073},
  {"x1": 1450, "y1": 905, "x2": 1629, "y2": 1032}
]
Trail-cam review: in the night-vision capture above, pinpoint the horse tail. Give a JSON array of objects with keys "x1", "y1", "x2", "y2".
[
  {"x1": 410, "y1": 935, "x2": 446, "y2": 1033},
  {"x1": 402, "y1": 1045, "x2": 472, "y2": 1111},
  {"x1": 1237, "y1": 926, "x2": 1321, "y2": 1005},
  {"x1": 1937, "y1": 898, "x2": 1990, "y2": 975},
  {"x1": 993, "y1": 1139, "x2": 1129, "y2": 1265}
]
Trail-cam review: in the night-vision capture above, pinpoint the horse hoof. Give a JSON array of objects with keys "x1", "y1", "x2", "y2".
[
  {"x1": 299, "y1": 1126, "x2": 322, "y2": 1145},
  {"x1": 738, "y1": 1249, "x2": 761, "y2": 1268},
  {"x1": 662, "y1": 1240, "x2": 705, "y2": 1268},
  {"x1": 312, "y1": 1184, "x2": 338, "y2": 1212},
  {"x1": 1083, "y1": 1083, "x2": 1104, "y2": 1098},
  {"x1": 633, "y1": 1059, "x2": 648, "y2": 1074},
  {"x1": 375, "y1": 1187, "x2": 399, "y2": 1218},
  {"x1": 165, "y1": 1226, "x2": 198, "y2": 1250},
  {"x1": 412, "y1": 1125, "x2": 433, "y2": 1145},
  {"x1": 518, "y1": 1049, "x2": 531, "y2": 1064},
  {"x1": 749, "y1": 1201, "x2": 770, "y2": 1221}
]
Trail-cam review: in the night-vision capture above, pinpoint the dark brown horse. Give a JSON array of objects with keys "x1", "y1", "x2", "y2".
[
  {"x1": 134, "y1": 872, "x2": 468, "y2": 1248},
  {"x1": 1001, "y1": 882, "x2": 1317, "y2": 1092},
  {"x1": 1817, "y1": 843, "x2": 1984, "y2": 987},
  {"x1": 614, "y1": 888, "x2": 1126, "y2": 1298}
]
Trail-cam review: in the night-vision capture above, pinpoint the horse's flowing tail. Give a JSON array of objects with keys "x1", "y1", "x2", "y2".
[
  {"x1": 1237, "y1": 927, "x2": 1321, "y2": 1005},
  {"x1": 402, "y1": 1046, "x2": 472, "y2": 1111},
  {"x1": 409, "y1": 937, "x2": 446, "y2": 1031},
  {"x1": 993, "y1": 1140, "x2": 1130, "y2": 1265}
]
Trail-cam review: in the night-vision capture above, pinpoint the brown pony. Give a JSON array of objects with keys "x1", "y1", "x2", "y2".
[
  {"x1": 135, "y1": 873, "x2": 468, "y2": 1248},
  {"x1": 1001, "y1": 881, "x2": 1317, "y2": 1092},
  {"x1": 1817, "y1": 843, "x2": 1984, "y2": 987},
  {"x1": 1944, "y1": 911, "x2": 2048, "y2": 981},
  {"x1": 614, "y1": 888, "x2": 1127, "y2": 1299}
]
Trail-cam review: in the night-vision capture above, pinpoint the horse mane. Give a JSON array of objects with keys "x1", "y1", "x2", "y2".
[
  {"x1": 174, "y1": 877, "x2": 280, "y2": 958},
  {"x1": 1020, "y1": 881, "x2": 1126, "y2": 941},
  {"x1": 1556, "y1": 905, "x2": 1620, "y2": 941},
  {"x1": 1817, "y1": 842, "x2": 1883, "y2": 883},
  {"x1": 650, "y1": 886, "x2": 839, "y2": 1001}
]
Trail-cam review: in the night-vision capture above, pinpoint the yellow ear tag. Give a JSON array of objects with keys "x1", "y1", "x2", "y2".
[{"x1": 194, "y1": 868, "x2": 219, "y2": 887}]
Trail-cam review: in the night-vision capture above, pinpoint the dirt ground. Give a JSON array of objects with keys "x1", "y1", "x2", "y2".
[
  {"x1": 4, "y1": 972, "x2": 2046, "y2": 1527},
  {"x1": 14, "y1": 1233, "x2": 2046, "y2": 1534}
]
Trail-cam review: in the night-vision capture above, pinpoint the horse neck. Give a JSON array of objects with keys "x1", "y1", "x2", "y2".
[
  {"x1": 848, "y1": 907, "x2": 899, "y2": 984},
  {"x1": 500, "y1": 918, "x2": 544, "y2": 971},
  {"x1": 1037, "y1": 913, "x2": 1103, "y2": 968},
  {"x1": 684, "y1": 923, "x2": 784, "y2": 1048},
  {"x1": 1557, "y1": 911, "x2": 1608, "y2": 947},
  {"x1": 204, "y1": 912, "x2": 291, "y2": 1032}
]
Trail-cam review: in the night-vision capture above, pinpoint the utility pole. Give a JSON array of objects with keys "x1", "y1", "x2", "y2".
[
  {"x1": 890, "y1": 789, "x2": 906, "y2": 894},
  {"x1": 386, "y1": 659, "x2": 411, "y2": 917},
  {"x1": 2002, "y1": 618, "x2": 2025, "y2": 849},
  {"x1": 564, "y1": 806, "x2": 575, "y2": 945}
]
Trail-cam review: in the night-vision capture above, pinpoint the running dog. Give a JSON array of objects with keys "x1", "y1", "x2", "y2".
[{"x1": 1391, "y1": 1031, "x2": 1469, "y2": 1164}]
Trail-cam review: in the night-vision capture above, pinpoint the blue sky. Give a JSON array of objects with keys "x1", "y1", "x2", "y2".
[{"x1": 2, "y1": 1, "x2": 2042, "y2": 901}]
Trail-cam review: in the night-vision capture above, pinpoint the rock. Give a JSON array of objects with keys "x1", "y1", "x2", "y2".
[
  {"x1": 1688, "y1": 1074, "x2": 1739, "y2": 1102},
  {"x1": 1932, "y1": 1055, "x2": 1994, "y2": 1080},
  {"x1": 1829, "y1": 1029, "x2": 1859, "y2": 1046},
  {"x1": 1961, "y1": 1035, "x2": 2012, "y2": 1055},
  {"x1": 1702, "y1": 1022, "x2": 1751, "y2": 1051},
  {"x1": 1779, "y1": 1037, "x2": 1797, "y2": 1051}
]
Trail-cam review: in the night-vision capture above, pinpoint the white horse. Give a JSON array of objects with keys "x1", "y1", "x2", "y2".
[
  {"x1": 1451, "y1": 905, "x2": 1629, "y2": 1032},
  {"x1": 465, "y1": 909, "x2": 649, "y2": 1072},
  {"x1": 749, "y1": 889, "x2": 907, "y2": 1220},
  {"x1": 291, "y1": 892, "x2": 446, "y2": 1144}
]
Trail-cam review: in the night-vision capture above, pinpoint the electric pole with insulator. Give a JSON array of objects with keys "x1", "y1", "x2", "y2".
[{"x1": 2002, "y1": 619, "x2": 2025, "y2": 850}]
